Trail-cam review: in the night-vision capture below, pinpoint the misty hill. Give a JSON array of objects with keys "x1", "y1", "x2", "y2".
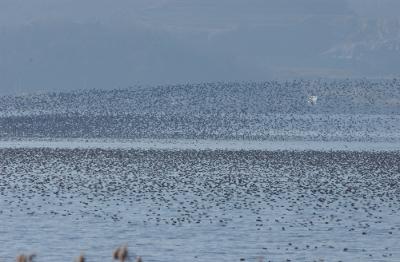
[
  {"x1": 1, "y1": 0, "x2": 400, "y2": 95},
  {"x1": 0, "y1": 80, "x2": 399, "y2": 141}
]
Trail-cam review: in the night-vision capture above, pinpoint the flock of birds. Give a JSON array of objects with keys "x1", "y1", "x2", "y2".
[
  {"x1": 0, "y1": 79, "x2": 399, "y2": 141},
  {"x1": 1, "y1": 148, "x2": 399, "y2": 260},
  {"x1": 0, "y1": 80, "x2": 399, "y2": 260}
]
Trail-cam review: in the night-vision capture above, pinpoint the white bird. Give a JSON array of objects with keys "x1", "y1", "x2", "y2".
[{"x1": 308, "y1": 95, "x2": 318, "y2": 105}]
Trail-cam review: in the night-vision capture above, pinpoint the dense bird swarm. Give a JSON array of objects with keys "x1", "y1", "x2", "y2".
[
  {"x1": 1, "y1": 80, "x2": 399, "y2": 261},
  {"x1": 1, "y1": 148, "x2": 399, "y2": 261},
  {"x1": 0, "y1": 80, "x2": 399, "y2": 141}
]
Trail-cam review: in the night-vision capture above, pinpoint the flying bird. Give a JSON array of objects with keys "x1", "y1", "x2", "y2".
[{"x1": 308, "y1": 95, "x2": 318, "y2": 105}]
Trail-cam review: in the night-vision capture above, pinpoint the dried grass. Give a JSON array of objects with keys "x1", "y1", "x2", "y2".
[{"x1": 15, "y1": 246, "x2": 143, "y2": 262}]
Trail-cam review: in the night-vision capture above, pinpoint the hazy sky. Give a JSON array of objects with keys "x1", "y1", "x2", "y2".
[
  {"x1": 0, "y1": 0, "x2": 397, "y2": 26},
  {"x1": 0, "y1": 0, "x2": 399, "y2": 94}
]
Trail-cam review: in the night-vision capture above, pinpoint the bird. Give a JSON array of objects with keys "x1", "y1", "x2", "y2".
[{"x1": 308, "y1": 95, "x2": 318, "y2": 105}]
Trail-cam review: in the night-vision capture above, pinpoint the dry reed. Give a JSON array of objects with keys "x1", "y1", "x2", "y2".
[
  {"x1": 16, "y1": 254, "x2": 35, "y2": 262},
  {"x1": 16, "y1": 246, "x2": 143, "y2": 262}
]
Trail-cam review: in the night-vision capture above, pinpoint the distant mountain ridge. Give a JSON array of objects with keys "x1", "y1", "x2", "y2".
[
  {"x1": 1, "y1": 5, "x2": 400, "y2": 94},
  {"x1": 325, "y1": 18, "x2": 400, "y2": 59}
]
